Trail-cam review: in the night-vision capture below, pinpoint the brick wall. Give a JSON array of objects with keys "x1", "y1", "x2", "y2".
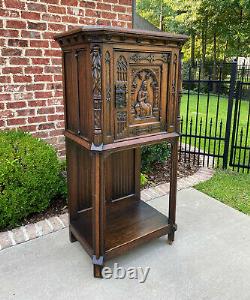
[{"x1": 0, "y1": 0, "x2": 132, "y2": 156}]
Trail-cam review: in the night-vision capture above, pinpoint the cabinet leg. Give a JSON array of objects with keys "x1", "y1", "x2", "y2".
[
  {"x1": 69, "y1": 229, "x2": 77, "y2": 243},
  {"x1": 168, "y1": 139, "x2": 178, "y2": 244},
  {"x1": 93, "y1": 264, "x2": 103, "y2": 278}
]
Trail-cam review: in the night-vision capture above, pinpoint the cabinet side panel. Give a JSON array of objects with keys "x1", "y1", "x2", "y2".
[
  {"x1": 78, "y1": 145, "x2": 92, "y2": 211},
  {"x1": 110, "y1": 149, "x2": 135, "y2": 200},
  {"x1": 77, "y1": 49, "x2": 91, "y2": 140},
  {"x1": 66, "y1": 139, "x2": 79, "y2": 221},
  {"x1": 64, "y1": 51, "x2": 79, "y2": 133}
]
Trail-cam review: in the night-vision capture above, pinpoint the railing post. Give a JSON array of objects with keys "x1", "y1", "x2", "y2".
[{"x1": 223, "y1": 59, "x2": 237, "y2": 169}]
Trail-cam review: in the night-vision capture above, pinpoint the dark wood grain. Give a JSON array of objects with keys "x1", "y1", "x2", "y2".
[
  {"x1": 56, "y1": 26, "x2": 186, "y2": 278},
  {"x1": 71, "y1": 199, "x2": 170, "y2": 260}
]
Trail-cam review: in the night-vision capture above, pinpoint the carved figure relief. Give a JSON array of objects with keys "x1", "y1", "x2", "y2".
[
  {"x1": 131, "y1": 69, "x2": 159, "y2": 122},
  {"x1": 134, "y1": 80, "x2": 152, "y2": 118}
]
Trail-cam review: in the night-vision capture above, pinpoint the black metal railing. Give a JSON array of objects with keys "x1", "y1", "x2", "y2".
[{"x1": 179, "y1": 59, "x2": 250, "y2": 173}]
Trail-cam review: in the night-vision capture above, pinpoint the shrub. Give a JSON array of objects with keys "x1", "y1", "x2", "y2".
[
  {"x1": 0, "y1": 130, "x2": 66, "y2": 229},
  {"x1": 141, "y1": 142, "x2": 171, "y2": 172}
]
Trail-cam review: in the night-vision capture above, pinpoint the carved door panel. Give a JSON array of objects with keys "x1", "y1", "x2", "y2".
[{"x1": 114, "y1": 50, "x2": 170, "y2": 140}]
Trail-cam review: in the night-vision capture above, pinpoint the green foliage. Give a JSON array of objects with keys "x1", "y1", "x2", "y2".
[
  {"x1": 141, "y1": 142, "x2": 170, "y2": 172},
  {"x1": 140, "y1": 173, "x2": 149, "y2": 187},
  {"x1": 137, "y1": 0, "x2": 250, "y2": 62},
  {"x1": 195, "y1": 169, "x2": 250, "y2": 215},
  {"x1": 0, "y1": 130, "x2": 66, "y2": 229}
]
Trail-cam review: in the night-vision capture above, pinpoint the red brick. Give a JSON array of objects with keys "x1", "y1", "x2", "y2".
[
  {"x1": 5, "y1": 0, "x2": 25, "y2": 9},
  {"x1": 61, "y1": 0, "x2": 78, "y2": 5},
  {"x1": 50, "y1": 41, "x2": 59, "y2": 49},
  {"x1": 19, "y1": 125, "x2": 37, "y2": 131},
  {"x1": 2, "y1": 48, "x2": 22, "y2": 56},
  {"x1": 80, "y1": 1, "x2": 96, "y2": 8},
  {"x1": 85, "y1": 9, "x2": 101, "y2": 17},
  {"x1": 34, "y1": 74, "x2": 53, "y2": 82},
  {"x1": 53, "y1": 74, "x2": 62, "y2": 81},
  {"x1": 21, "y1": 30, "x2": 41, "y2": 39},
  {"x1": 7, "y1": 118, "x2": 26, "y2": 125},
  {"x1": 113, "y1": 5, "x2": 126, "y2": 13},
  {"x1": 25, "y1": 49, "x2": 42, "y2": 56},
  {"x1": 7, "y1": 101, "x2": 27, "y2": 109},
  {"x1": 8, "y1": 39, "x2": 28, "y2": 47},
  {"x1": 44, "y1": 49, "x2": 61, "y2": 57},
  {"x1": 37, "y1": 107, "x2": 55, "y2": 114},
  {"x1": 42, "y1": 13, "x2": 61, "y2": 22},
  {"x1": 119, "y1": 0, "x2": 131, "y2": 4},
  {"x1": 0, "y1": 39, "x2": 5, "y2": 47},
  {"x1": 48, "y1": 114, "x2": 64, "y2": 121},
  {"x1": 27, "y1": 2, "x2": 46, "y2": 12},
  {"x1": 30, "y1": 40, "x2": 49, "y2": 48},
  {"x1": 0, "y1": 109, "x2": 14, "y2": 118},
  {"x1": 28, "y1": 100, "x2": 47, "y2": 107},
  {"x1": 48, "y1": 5, "x2": 66, "y2": 14},
  {"x1": 26, "y1": 83, "x2": 45, "y2": 91},
  {"x1": 0, "y1": 29, "x2": 19, "y2": 37},
  {"x1": 21, "y1": 11, "x2": 41, "y2": 20},
  {"x1": 97, "y1": 19, "x2": 111, "y2": 26},
  {"x1": 25, "y1": 66, "x2": 43, "y2": 74},
  {"x1": 6, "y1": 20, "x2": 26, "y2": 29},
  {"x1": 31, "y1": 58, "x2": 50, "y2": 65},
  {"x1": 27, "y1": 22, "x2": 47, "y2": 31},
  {"x1": 28, "y1": 116, "x2": 46, "y2": 123},
  {"x1": 13, "y1": 75, "x2": 32, "y2": 83},
  {"x1": 97, "y1": 3, "x2": 112, "y2": 10},
  {"x1": 16, "y1": 108, "x2": 35, "y2": 116},
  {"x1": 51, "y1": 58, "x2": 62, "y2": 65},
  {"x1": 40, "y1": 0, "x2": 59, "y2": 4},
  {"x1": 67, "y1": 7, "x2": 84, "y2": 16},
  {"x1": 0, "y1": 76, "x2": 11, "y2": 83},
  {"x1": 118, "y1": 13, "x2": 131, "y2": 21},
  {"x1": 101, "y1": 11, "x2": 117, "y2": 19},
  {"x1": 44, "y1": 66, "x2": 61, "y2": 74},
  {"x1": 62, "y1": 15, "x2": 78, "y2": 23},
  {"x1": 0, "y1": 94, "x2": 12, "y2": 101},
  {"x1": 35, "y1": 91, "x2": 52, "y2": 99},
  {"x1": 3, "y1": 67, "x2": 23, "y2": 74},
  {"x1": 10, "y1": 57, "x2": 29, "y2": 65},
  {"x1": 38, "y1": 123, "x2": 55, "y2": 130},
  {"x1": 48, "y1": 23, "x2": 66, "y2": 32},
  {"x1": 0, "y1": 8, "x2": 20, "y2": 18},
  {"x1": 34, "y1": 131, "x2": 49, "y2": 138}
]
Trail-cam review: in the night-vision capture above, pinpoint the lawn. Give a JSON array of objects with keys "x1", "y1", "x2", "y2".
[
  {"x1": 180, "y1": 93, "x2": 249, "y2": 167},
  {"x1": 195, "y1": 169, "x2": 250, "y2": 215}
]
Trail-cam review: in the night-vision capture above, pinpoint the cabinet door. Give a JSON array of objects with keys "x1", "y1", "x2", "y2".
[{"x1": 113, "y1": 50, "x2": 171, "y2": 140}]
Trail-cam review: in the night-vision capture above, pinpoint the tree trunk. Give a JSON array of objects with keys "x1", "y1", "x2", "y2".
[
  {"x1": 212, "y1": 32, "x2": 217, "y2": 93},
  {"x1": 201, "y1": 25, "x2": 207, "y2": 79},
  {"x1": 159, "y1": 0, "x2": 164, "y2": 30},
  {"x1": 191, "y1": 30, "x2": 195, "y2": 67}
]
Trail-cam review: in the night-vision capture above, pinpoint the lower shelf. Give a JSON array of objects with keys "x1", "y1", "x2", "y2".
[{"x1": 70, "y1": 199, "x2": 170, "y2": 260}]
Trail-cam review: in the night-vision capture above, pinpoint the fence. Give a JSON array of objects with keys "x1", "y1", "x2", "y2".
[{"x1": 179, "y1": 59, "x2": 250, "y2": 173}]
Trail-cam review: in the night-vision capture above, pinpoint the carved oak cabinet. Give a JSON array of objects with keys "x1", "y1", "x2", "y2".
[{"x1": 55, "y1": 26, "x2": 188, "y2": 278}]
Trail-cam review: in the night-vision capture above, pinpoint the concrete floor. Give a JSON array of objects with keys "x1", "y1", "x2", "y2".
[{"x1": 1, "y1": 188, "x2": 250, "y2": 300}]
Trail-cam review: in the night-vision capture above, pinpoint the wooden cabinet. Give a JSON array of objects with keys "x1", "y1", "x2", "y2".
[{"x1": 55, "y1": 26, "x2": 187, "y2": 278}]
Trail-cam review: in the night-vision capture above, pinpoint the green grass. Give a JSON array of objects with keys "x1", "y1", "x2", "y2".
[
  {"x1": 180, "y1": 93, "x2": 249, "y2": 166},
  {"x1": 195, "y1": 169, "x2": 250, "y2": 215}
]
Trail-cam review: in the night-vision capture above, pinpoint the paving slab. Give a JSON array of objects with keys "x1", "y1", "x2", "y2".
[{"x1": 0, "y1": 188, "x2": 250, "y2": 300}]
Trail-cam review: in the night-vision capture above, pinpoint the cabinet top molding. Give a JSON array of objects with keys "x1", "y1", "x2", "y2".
[{"x1": 54, "y1": 25, "x2": 188, "y2": 46}]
